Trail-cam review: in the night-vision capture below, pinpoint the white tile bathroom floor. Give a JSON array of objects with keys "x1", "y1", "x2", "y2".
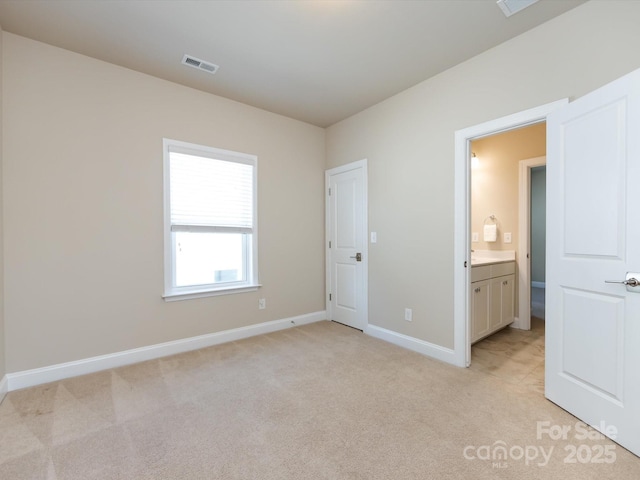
[{"x1": 470, "y1": 316, "x2": 545, "y2": 395}]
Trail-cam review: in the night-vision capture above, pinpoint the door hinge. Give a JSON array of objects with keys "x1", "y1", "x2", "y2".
[
  {"x1": 328, "y1": 187, "x2": 331, "y2": 196},
  {"x1": 329, "y1": 293, "x2": 332, "y2": 301},
  {"x1": 329, "y1": 241, "x2": 331, "y2": 248}
]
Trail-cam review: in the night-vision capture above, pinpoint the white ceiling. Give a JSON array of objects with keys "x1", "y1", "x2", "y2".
[{"x1": 0, "y1": 0, "x2": 586, "y2": 127}]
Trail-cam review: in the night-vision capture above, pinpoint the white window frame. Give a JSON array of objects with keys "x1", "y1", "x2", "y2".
[{"x1": 163, "y1": 138, "x2": 259, "y2": 301}]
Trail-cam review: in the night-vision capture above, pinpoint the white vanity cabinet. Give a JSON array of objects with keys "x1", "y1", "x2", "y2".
[{"x1": 471, "y1": 261, "x2": 515, "y2": 343}]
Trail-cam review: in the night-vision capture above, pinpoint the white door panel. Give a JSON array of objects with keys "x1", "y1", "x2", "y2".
[
  {"x1": 547, "y1": 68, "x2": 640, "y2": 456},
  {"x1": 336, "y1": 178, "x2": 357, "y2": 249},
  {"x1": 326, "y1": 161, "x2": 367, "y2": 330},
  {"x1": 561, "y1": 288, "x2": 624, "y2": 401},
  {"x1": 562, "y1": 100, "x2": 626, "y2": 258},
  {"x1": 335, "y1": 263, "x2": 357, "y2": 310}
]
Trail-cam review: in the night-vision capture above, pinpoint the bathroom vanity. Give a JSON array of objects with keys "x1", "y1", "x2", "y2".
[{"x1": 470, "y1": 252, "x2": 516, "y2": 344}]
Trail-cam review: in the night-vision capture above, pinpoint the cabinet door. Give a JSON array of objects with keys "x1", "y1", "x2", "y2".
[
  {"x1": 471, "y1": 280, "x2": 490, "y2": 343},
  {"x1": 489, "y1": 277, "x2": 504, "y2": 330},
  {"x1": 500, "y1": 274, "x2": 515, "y2": 327}
]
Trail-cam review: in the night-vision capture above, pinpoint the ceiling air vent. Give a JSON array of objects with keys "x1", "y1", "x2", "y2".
[
  {"x1": 497, "y1": 0, "x2": 540, "y2": 17},
  {"x1": 181, "y1": 54, "x2": 219, "y2": 75}
]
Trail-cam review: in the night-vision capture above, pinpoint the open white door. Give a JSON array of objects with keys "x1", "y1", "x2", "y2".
[
  {"x1": 546, "y1": 68, "x2": 640, "y2": 455},
  {"x1": 326, "y1": 160, "x2": 368, "y2": 330}
]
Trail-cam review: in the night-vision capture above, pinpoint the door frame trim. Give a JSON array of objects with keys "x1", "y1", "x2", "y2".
[
  {"x1": 325, "y1": 159, "x2": 368, "y2": 329},
  {"x1": 513, "y1": 156, "x2": 547, "y2": 331},
  {"x1": 453, "y1": 100, "x2": 567, "y2": 367}
]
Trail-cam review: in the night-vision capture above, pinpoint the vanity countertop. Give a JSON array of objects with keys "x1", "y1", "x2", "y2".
[
  {"x1": 470, "y1": 250, "x2": 516, "y2": 267},
  {"x1": 471, "y1": 257, "x2": 513, "y2": 266}
]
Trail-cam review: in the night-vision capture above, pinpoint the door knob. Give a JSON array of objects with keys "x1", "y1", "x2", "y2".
[{"x1": 350, "y1": 253, "x2": 362, "y2": 262}]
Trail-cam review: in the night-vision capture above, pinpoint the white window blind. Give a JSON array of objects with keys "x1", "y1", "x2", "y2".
[{"x1": 169, "y1": 150, "x2": 254, "y2": 233}]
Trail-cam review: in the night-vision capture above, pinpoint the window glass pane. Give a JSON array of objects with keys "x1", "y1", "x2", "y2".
[{"x1": 175, "y1": 232, "x2": 246, "y2": 287}]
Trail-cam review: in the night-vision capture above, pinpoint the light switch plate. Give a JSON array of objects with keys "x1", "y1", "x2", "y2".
[
  {"x1": 504, "y1": 232, "x2": 512, "y2": 244},
  {"x1": 371, "y1": 232, "x2": 377, "y2": 243},
  {"x1": 472, "y1": 232, "x2": 479, "y2": 242}
]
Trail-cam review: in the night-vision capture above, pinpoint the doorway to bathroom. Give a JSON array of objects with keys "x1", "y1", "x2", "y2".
[
  {"x1": 452, "y1": 99, "x2": 567, "y2": 370},
  {"x1": 466, "y1": 125, "x2": 546, "y2": 391}
]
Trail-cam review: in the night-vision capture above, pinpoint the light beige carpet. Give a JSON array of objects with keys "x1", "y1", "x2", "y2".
[{"x1": 0, "y1": 320, "x2": 638, "y2": 479}]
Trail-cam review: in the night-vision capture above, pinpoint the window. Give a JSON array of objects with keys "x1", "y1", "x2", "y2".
[{"x1": 163, "y1": 139, "x2": 258, "y2": 300}]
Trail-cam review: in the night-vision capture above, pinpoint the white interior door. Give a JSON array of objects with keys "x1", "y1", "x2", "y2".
[
  {"x1": 546, "y1": 68, "x2": 640, "y2": 455},
  {"x1": 326, "y1": 160, "x2": 367, "y2": 330}
]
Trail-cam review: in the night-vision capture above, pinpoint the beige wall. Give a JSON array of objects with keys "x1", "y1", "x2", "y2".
[
  {"x1": 2, "y1": 33, "x2": 326, "y2": 372},
  {"x1": 470, "y1": 123, "x2": 546, "y2": 252},
  {"x1": 0, "y1": 23, "x2": 5, "y2": 380},
  {"x1": 326, "y1": 1, "x2": 640, "y2": 349},
  {"x1": 471, "y1": 124, "x2": 546, "y2": 316}
]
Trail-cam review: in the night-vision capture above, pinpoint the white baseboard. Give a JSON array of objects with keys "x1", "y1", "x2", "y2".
[
  {"x1": 531, "y1": 281, "x2": 546, "y2": 289},
  {"x1": 7, "y1": 311, "x2": 326, "y2": 392},
  {"x1": 365, "y1": 324, "x2": 456, "y2": 366},
  {"x1": 0, "y1": 375, "x2": 8, "y2": 404},
  {"x1": 510, "y1": 316, "x2": 523, "y2": 329}
]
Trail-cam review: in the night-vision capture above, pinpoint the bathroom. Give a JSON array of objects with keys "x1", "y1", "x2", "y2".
[{"x1": 468, "y1": 123, "x2": 546, "y2": 389}]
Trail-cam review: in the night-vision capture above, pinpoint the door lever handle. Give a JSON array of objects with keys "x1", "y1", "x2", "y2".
[
  {"x1": 605, "y1": 277, "x2": 639, "y2": 287},
  {"x1": 350, "y1": 253, "x2": 362, "y2": 262}
]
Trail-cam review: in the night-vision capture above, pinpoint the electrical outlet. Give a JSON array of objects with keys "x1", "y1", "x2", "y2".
[
  {"x1": 504, "y1": 232, "x2": 512, "y2": 244},
  {"x1": 258, "y1": 298, "x2": 266, "y2": 310},
  {"x1": 472, "y1": 232, "x2": 479, "y2": 242},
  {"x1": 404, "y1": 308, "x2": 412, "y2": 322}
]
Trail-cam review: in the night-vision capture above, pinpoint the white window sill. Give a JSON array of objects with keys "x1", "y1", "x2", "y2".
[{"x1": 163, "y1": 284, "x2": 261, "y2": 302}]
